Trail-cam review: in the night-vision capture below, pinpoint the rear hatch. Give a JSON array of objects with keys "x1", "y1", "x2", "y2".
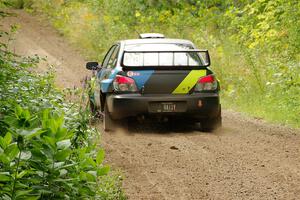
[
  {"x1": 123, "y1": 69, "x2": 207, "y2": 94},
  {"x1": 121, "y1": 43, "x2": 210, "y2": 95}
]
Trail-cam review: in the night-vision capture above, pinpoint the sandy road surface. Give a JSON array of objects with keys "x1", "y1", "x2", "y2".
[
  {"x1": 1, "y1": 10, "x2": 88, "y2": 88},
  {"x1": 2, "y1": 10, "x2": 300, "y2": 200}
]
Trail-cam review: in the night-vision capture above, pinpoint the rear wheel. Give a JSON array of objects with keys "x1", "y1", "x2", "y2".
[
  {"x1": 103, "y1": 102, "x2": 114, "y2": 132},
  {"x1": 200, "y1": 108, "x2": 222, "y2": 132}
]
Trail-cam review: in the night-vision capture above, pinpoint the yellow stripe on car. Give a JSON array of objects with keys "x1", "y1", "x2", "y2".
[{"x1": 172, "y1": 70, "x2": 206, "y2": 94}]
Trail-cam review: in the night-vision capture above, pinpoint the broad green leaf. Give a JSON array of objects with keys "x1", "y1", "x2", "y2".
[
  {"x1": 17, "y1": 196, "x2": 40, "y2": 200},
  {"x1": 48, "y1": 118, "x2": 58, "y2": 134},
  {"x1": 36, "y1": 171, "x2": 45, "y2": 177},
  {"x1": 54, "y1": 149, "x2": 72, "y2": 161},
  {"x1": 15, "y1": 105, "x2": 23, "y2": 117},
  {"x1": 59, "y1": 169, "x2": 68, "y2": 177},
  {"x1": 42, "y1": 109, "x2": 50, "y2": 122},
  {"x1": 53, "y1": 178, "x2": 76, "y2": 182},
  {"x1": 20, "y1": 151, "x2": 31, "y2": 160},
  {"x1": 36, "y1": 189, "x2": 52, "y2": 195},
  {"x1": 4, "y1": 132, "x2": 12, "y2": 145},
  {"x1": 30, "y1": 161, "x2": 48, "y2": 171},
  {"x1": 0, "y1": 174, "x2": 11, "y2": 181},
  {"x1": 0, "y1": 154, "x2": 10, "y2": 164},
  {"x1": 55, "y1": 127, "x2": 70, "y2": 140},
  {"x1": 96, "y1": 149, "x2": 105, "y2": 165},
  {"x1": 15, "y1": 181, "x2": 30, "y2": 189},
  {"x1": 79, "y1": 171, "x2": 97, "y2": 182},
  {"x1": 23, "y1": 109, "x2": 31, "y2": 121},
  {"x1": 15, "y1": 189, "x2": 33, "y2": 198},
  {"x1": 97, "y1": 165, "x2": 110, "y2": 176},
  {"x1": 79, "y1": 171, "x2": 86, "y2": 181},
  {"x1": 17, "y1": 170, "x2": 29, "y2": 179},
  {"x1": 78, "y1": 147, "x2": 87, "y2": 160},
  {"x1": 56, "y1": 115, "x2": 64, "y2": 128},
  {"x1": 53, "y1": 162, "x2": 65, "y2": 168},
  {"x1": 81, "y1": 157, "x2": 96, "y2": 169},
  {"x1": 56, "y1": 139, "x2": 71, "y2": 150},
  {"x1": 0, "y1": 194, "x2": 11, "y2": 200},
  {"x1": 19, "y1": 128, "x2": 45, "y2": 139},
  {"x1": 87, "y1": 170, "x2": 97, "y2": 177},
  {"x1": 4, "y1": 143, "x2": 19, "y2": 161},
  {"x1": 64, "y1": 130, "x2": 74, "y2": 140},
  {"x1": 78, "y1": 186, "x2": 95, "y2": 196},
  {"x1": 85, "y1": 171, "x2": 96, "y2": 182},
  {"x1": 30, "y1": 149, "x2": 47, "y2": 161},
  {"x1": 0, "y1": 136, "x2": 7, "y2": 149},
  {"x1": 43, "y1": 136, "x2": 56, "y2": 150},
  {"x1": 57, "y1": 163, "x2": 77, "y2": 170},
  {"x1": 40, "y1": 147, "x2": 53, "y2": 159}
]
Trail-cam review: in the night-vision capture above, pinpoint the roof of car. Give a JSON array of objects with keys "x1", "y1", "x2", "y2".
[{"x1": 121, "y1": 38, "x2": 194, "y2": 46}]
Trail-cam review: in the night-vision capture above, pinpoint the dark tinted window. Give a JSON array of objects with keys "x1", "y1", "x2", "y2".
[
  {"x1": 102, "y1": 45, "x2": 116, "y2": 68},
  {"x1": 107, "y1": 45, "x2": 120, "y2": 69}
]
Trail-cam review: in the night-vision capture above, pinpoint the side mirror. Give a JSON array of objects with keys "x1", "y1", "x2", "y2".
[{"x1": 86, "y1": 62, "x2": 100, "y2": 70}]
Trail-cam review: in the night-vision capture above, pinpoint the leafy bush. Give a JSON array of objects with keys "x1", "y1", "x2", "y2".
[
  {"x1": 24, "y1": 0, "x2": 299, "y2": 127},
  {"x1": 0, "y1": 21, "x2": 125, "y2": 199}
]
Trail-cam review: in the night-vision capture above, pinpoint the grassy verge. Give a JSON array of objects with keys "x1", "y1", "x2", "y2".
[
  {"x1": 0, "y1": 13, "x2": 126, "y2": 199},
  {"x1": 13, "y1": 0, "x2": 300, "y2": 128}
]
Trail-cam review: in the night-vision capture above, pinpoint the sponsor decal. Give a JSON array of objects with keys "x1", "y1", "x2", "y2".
[
  {"x1": 172, "y1": 70, "x2": 207, "y2": 94},
  {"x1": 127, "y1": 71, "x2": 140, "y2": 77}
]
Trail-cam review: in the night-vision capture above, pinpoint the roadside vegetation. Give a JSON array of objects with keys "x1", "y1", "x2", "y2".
[
  {"x1": 11, "y1": 0, "x2": 299, "y2": 127},
  {"x1": 0, "y1": 10, "x2": 125, "y2": 200}
]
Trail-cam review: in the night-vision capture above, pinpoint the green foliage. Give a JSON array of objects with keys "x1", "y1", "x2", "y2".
[
  {"x1": 0, "y1": 23, "x2": 125, "y2": 199},
  {"x1": 25, "y1": 0, "x2": 300, "y2": 127},
  {"x1": 1, "y1": 107, "x2": 97, "y2": 199}
]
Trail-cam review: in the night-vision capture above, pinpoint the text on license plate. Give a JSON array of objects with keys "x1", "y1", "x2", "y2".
[{"x1": 162, "y1": 103, "x2": 176, "y2": 112}]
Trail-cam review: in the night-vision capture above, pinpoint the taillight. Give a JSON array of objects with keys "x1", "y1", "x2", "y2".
[
  {"x1": 113, "y1": 75, "x2": 138, "y2": 92},
  {"x1": 194, "y1": 75, "x2": 218, "y2": 92}
]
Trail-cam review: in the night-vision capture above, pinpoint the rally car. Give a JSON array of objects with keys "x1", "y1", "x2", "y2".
[{"x1": 86, "y1": 33, "x2": 221, "y2": 132}]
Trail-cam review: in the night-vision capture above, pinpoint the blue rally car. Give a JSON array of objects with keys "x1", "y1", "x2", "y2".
[{"x1": 86, "y1": 33, "x2": 221, "y2": 132}]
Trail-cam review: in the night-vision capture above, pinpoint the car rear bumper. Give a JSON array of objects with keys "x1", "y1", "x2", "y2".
[{"x1": 106, "y1": 93, "x2": 221, "y2": 120}]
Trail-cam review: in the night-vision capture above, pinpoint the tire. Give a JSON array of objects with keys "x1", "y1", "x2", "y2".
[
  {"x1": 200, "y1": 108, "x2": 222, "y2": 132},
  {"x1": 103, "y1": 102, "x2": 114, "y2": 132}
]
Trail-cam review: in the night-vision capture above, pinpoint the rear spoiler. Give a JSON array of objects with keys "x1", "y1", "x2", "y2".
[{"x1": 121, "y1": 49, "x2": 210, "y2": 70}]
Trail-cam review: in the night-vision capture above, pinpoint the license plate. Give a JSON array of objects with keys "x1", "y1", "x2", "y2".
[{"x1": 149, "y1": 102, "x2": 186, "y2": 113}]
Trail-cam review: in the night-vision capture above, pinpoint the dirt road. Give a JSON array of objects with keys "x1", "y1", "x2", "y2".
[{"x1": 2, "y1": 10, "x2": 300, "y2": 200}]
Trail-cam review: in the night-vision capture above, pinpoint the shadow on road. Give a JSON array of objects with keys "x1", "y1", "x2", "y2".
[
  {"x1": 125, "y1": 119, "x2": 225, "y2": 135},
  {"x1": 93, "y1": 117, "x2": 226, "y2": 135}
]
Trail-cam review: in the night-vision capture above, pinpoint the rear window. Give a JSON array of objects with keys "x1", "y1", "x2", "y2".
[{"x1": 123, "y1": 43, "x2": 208, "y2": 67}]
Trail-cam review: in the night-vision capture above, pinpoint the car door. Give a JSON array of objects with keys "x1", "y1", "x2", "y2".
[{"x1": 94, "y1": 45, "x2": 120, "y2": 108}]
